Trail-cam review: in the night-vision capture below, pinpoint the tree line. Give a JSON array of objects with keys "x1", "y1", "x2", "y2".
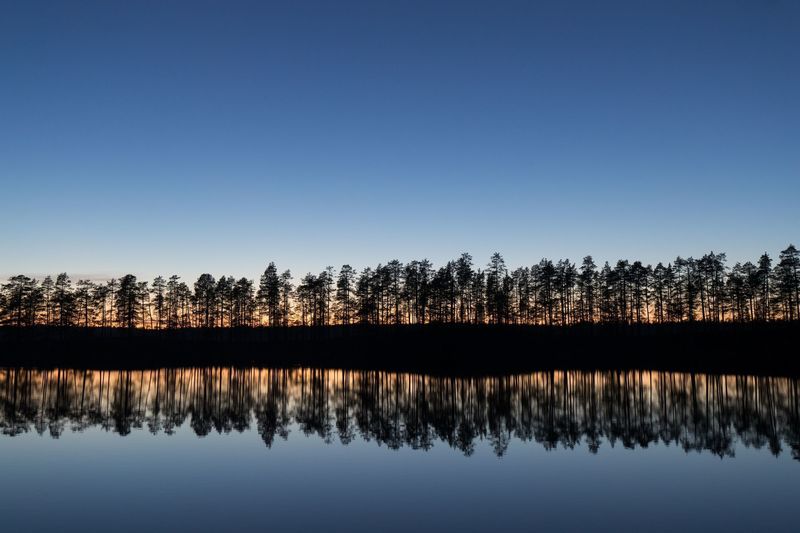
[{"x1": 1, "y1": 245, "x2": 798, "y2": 328}]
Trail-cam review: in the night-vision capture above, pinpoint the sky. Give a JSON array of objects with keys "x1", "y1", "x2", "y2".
[{"x1": 1, "y1": 0, "x2": 798, "y2": 282}]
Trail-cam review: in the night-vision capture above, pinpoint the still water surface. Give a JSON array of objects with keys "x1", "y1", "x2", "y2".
[{"x1": 1, "y1": 368, "x2": 798, "y2": 532}]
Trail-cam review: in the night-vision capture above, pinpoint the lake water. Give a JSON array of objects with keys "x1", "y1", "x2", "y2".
[{"x1": 1, "y1": 368, "x2": 798, "y2": 532}]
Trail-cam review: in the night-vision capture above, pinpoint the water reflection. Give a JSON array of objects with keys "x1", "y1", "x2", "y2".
[{"x1": 1, "y1": 368, "x2": 798, "y2": 459}]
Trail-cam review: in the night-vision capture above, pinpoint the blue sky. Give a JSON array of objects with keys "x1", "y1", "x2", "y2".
[{"x1": 1, "y1": 0, "x2": 798, "y2": 281}]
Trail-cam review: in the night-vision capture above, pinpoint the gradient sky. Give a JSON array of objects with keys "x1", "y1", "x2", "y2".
[{"x1": 1, "y1": 0, "x2": 798, "y2": 282}]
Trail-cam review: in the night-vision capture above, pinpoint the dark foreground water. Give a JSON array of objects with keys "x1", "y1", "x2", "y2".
[{"x1": 1, "y1": 368, "x2": 799, "y2": 532}]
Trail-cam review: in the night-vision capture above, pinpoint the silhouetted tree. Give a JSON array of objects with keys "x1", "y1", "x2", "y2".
[
  {"x1": 430, "y1": 262, "x2": 457, "y2": 323},
  {"x1": 386, "y1": 260, "x2": 403, "y2": 324},
  {"x1": 321, "y1": 267, "x2": 335, "y2": 326},
  {"x1": 455, "y1": 253, "x2": 474, "y2": 323},
  {"x1": 471, "y1": 269, "x2": 486, "y2": 324},
  {"x1": 279, "y1": 270, "x2": 293, "y2": 326},
  {"x1": 486, "y1": 253, "x2": 509, "y2": 324},
  {"x1": 53, "y1": 273, "x2": 75, "y2": 326},
  {"x1": 166, "y1": 275, "x2": 181, "y2": 328},
  {"x1": 534, "y1": 259, "x2": 556, "y2": 325},
  {"x1": 555, "y1": 259, "x2": 577, "y2": 325},
  {"x1": 232, "y1": 277, "x2": 255, "y2": 326},
  {"x1": 629, "y1": 261, "x2": 649, "y2": 324},
  {"x1": 402, "y1": 260, "x2": 432, "y2": 324},
  {"x1": 40, "y1": 275, "x2": 54, "y2": 325},
  {"x1": 674, "y1": 257, "x2": 697, "y2": 322},
  {"x1": 613, "y1": 260, "x2": 630, "y2": 323},
  {"x1": 116, "y1": 274, "x2": 139, "y2": 328},
  {"x1": 598, "y1": 262, "x2": 614, "y2": 322},
  {"x1": 137, "y1": 280, "x2": 150, "y2": 328},
  {"x1": 757, "y1": 253, "x2": 772, "y2": 321},
  {"x1": 194, "y1": 274, "x2": 216, "y2": 327},
  {"x1": 577, "y1": 256, "x2": 597, "y2": 323},
  {"x1": 652, "y1": 263, "x2": 670, "y2": 323},
  {"x1": 356, "y1": 267, "x2": 375, "y2": 324},
  {"x1": 258, "y1": 263, "x2": 282, "y2": 326},
  {"x1": 511, "y1": 267, "x2": 531, "y2": 324},
  {"x1": 106, "y1": 278, "x2": 118, "y2": 326},
  {"x1": 336, "y1": 265, "x2": 356, "y2": 325},
  {"x1": 75, "y1": 280, "x2": 95, "y2": 327},
  {"x1": 775, "y1": 245, "x2": 799, "y2": 321},
  {"x1": 93, "y1": 282, "x2": 111, "y2": 327},
  {"x1": 151, "y1": 276, "x2": 166, "y2": 329},
  {"x1": 215, "y1": 276, "x2": 234, "y2": 327},
  {"x1": 697, "y1": 253, "x2": 726, "y2": 322},
  {"x1": 1, "y1": 275, "x2": 41, "y2": 326}
]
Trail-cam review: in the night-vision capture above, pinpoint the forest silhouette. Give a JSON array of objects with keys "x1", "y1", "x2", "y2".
[
  {"x1": 2, "y1": 368, "x2": 798, "y2": 459},
  {"x1": 2, "y1": 246, "x2": 799, "y2": 328}
]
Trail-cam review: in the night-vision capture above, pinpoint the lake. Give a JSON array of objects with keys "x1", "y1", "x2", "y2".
[{"x1": 1, "y1": 368, "x2": 798, "y2": 532}]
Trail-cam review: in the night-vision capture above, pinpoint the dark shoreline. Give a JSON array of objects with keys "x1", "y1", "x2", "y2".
[{"x1": 0, "y1": 322, "x2": 797, "y2": 376}]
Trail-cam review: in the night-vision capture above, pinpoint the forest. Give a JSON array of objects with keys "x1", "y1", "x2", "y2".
[{"x1": 1, "y1": 246, "x2": 799, "y2": 329}]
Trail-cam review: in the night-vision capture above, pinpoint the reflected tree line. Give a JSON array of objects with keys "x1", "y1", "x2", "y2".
[
  {"x1": 1, "y1": 246, "x2": 799, "y2": 328},
  {"x1": 1, "y1": 368, "x2": 798, "y2": 459}
]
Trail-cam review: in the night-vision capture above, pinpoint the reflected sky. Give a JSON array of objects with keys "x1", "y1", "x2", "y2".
[{"x1": 1, "y1": 368, "x2": 799, "y2": 532}]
